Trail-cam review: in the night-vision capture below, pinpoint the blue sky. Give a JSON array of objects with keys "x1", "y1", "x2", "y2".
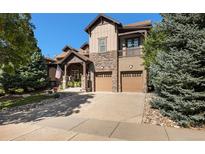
[{"x1": 31, "y1": 13, "x2": 162, "y2": 58}]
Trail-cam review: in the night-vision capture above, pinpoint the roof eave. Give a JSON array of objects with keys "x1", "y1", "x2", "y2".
[
  {"x1": 120, "y1": 25, "x2": 152, "y2": 30},
  {"x1": 80, "y1": 42, "x2": 89, "y2": 49},
  {"x1": 62, "y1": 45, "x2": 73, "y2": 52},
  {"x1": 58, "y1": 49, "x2": 91, "y2": 64}
]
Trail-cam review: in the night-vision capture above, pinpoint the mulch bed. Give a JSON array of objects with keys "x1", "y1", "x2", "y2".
[{"x1": 142, "y1": 93, "x2": 205, "y2": 130}]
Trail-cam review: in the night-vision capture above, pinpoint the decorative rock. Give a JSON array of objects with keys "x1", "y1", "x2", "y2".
[
  {"x1": 142, "y1": 93, "x2": 180, "y2": 128},
  {"x1": 22, "y1": 94, "x2": 31, "y2": 98}
]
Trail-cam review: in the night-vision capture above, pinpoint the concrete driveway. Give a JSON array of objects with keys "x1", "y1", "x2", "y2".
[
  {"x1": 1, "y1": 92, "x2": 205, "y2": 141},
  {"x1": 69, "y1": 92, "x2": 145, "y2": 123},
  {"x1": 0, "y1": 92, "x2": 145, "y2": 125}
]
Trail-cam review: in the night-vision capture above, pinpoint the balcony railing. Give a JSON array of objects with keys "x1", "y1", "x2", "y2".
[{"x1": 118, "y1": 47, "x2": 142, "y2": 57}]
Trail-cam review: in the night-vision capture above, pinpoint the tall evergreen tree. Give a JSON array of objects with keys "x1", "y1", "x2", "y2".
[
  {"x1": 150, "y1": 14, "x2": 205, "y2": 127},
  {"x1": 18, "y1": 50, "x2": 48, "y2": 91},
  {"x1": 143, "y1": 24, "x2": 166, "y2": 69},
  {"x1": 0, "y1": 13, "x2": 48, "y2": 92},
  {"x1": 143, "y1": 24, "x2": 166, "y2": 87},
  {"x1": 0, "y1": 13, "x2": 37, "y2": 72},
  {"x1": 0, "y1": 50, "x2": 48, "y2": 92}
]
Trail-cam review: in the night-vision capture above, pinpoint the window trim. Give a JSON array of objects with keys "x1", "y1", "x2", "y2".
[{"x1": 98, "y1": 37, "x2": 107, "y2": 53}]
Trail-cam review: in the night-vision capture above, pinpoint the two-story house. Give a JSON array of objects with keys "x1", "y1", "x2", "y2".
[{"x1": 46, "y1": 14, "x2": 152, "y2": 92}]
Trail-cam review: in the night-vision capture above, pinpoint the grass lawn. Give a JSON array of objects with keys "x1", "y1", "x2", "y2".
[{"x1": 0, "y1": 94, "x2": 54, "y2": 110}]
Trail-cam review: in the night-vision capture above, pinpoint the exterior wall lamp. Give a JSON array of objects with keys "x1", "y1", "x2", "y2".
[{"x1": 129, "y1": 65, "x2": 133, "y2": 69}]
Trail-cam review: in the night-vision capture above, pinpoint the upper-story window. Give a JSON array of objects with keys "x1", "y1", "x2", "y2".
[
  {"x1": 126, "y1": 37, "x2": 140, "y2": 48},
  {"x1": 98, "y1": 37, "x2": 107, "y2": 52}
]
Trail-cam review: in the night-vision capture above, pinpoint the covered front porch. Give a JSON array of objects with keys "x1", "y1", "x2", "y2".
[
  {"x1": 62, "y1": 62, "x2": 90, "y2": 91},
  {"x1": 60, "y1": 50, "x2": 92, "y2": 92}
]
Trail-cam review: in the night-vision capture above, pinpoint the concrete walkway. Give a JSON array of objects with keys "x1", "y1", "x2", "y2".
[
  {"x1": 1, "y1": 117, "x2": 205, "y2": 141},
  {"x1": 0, "y1": 92, "x2": 205, "y2": 141}
]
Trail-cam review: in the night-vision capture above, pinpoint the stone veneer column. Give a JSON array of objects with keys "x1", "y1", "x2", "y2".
[
  {"x1": 63, "y1": 64, "x2": 67, "y2": 89},
  {"x1": 81, "y1": 62, "x2": 87, "y2": 92},
  {"x1": 112, "y1": 50, "x2": 118, "y2": 92},
  {"x1": 89, "y1": 64, "x2": 95, "y2": 92}
]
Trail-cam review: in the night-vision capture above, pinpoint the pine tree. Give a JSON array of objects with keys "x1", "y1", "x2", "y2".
[
  {"x1": 143, "y1": 24, "x2": 166, "y2": 87},
  {"x1": 18, "y1": 50, "x2": 48, "y2": 91},
  {"x1": 150, "y1": 14, "x2": 205, "y2": 127},
  {"x1": 0, "y1": 50, "x2": 48, "y2": 92}
]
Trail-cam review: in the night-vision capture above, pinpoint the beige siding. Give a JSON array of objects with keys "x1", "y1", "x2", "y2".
[
  {"x1": 119, "y1": 56, "x2": 144, "y2": 71},
  {"x1": 89, "y1": 22, "x2": 117, "y2": 53},
  {"x1": 118, "y1": 56, "x2": 147, "y2": 92}
]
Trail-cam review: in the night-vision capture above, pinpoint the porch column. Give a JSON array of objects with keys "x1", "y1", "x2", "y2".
[
  {"x1": 63, "y1": 64, "x2": 67, "y2": 89},
  {"x1": 82, "y1": 62, "x2": 87, "y2": 91}
]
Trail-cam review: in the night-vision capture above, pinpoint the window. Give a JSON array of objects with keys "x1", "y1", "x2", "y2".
[
  {"x1": 127, "y1": 39, "x2": 133, "y2": 48},
  {"x1": 126, "y1": 37, "x2": 140, "y2": 48},
  {"x1": 98, "y1": 38, "x2": 107, "y2": 52}
]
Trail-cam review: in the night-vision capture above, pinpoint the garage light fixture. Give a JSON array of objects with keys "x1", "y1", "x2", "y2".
[{"x1": 129, "y1": 65, "x2": 133, "y2": 69}]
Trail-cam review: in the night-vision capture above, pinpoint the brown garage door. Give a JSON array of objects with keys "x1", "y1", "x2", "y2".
[
  {"x1": 95, "y1": 72, "x2": 112, "y2": 91},
  {"x1": 121, "y1": 71, "x2": 143, "y2": 92}
]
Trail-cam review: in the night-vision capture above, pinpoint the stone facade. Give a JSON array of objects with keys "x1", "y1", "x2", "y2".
[{"x1": 89, "y1": 51, "x2": 118, "y2": 92}]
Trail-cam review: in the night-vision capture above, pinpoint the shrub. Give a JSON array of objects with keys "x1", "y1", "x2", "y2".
[
  {"x1": 59, "y1": 84, "x2": 63, "y2": 90},
  {"x1": 0, "y1": 87, "x2": 5, "y2": 96},
  {"x1": 14, "y1": 88, "x2": 24, "y2": 94},
  {"x1": 74, "y1": 81, "x2": 81, "y2": 87},
  {"x1": 67, "y1": 81, "x2": 74, "y2": 87},
  {"x1": 53, "y1": 93, "x2": 60, "y2": 98},
  {"x1": 149, "y1": 14, "x2": 205, "y2": 127},
  {"x1": 8, "y1": 88, "x2": 24, "y2": 94},
  {"x1": 76, "y1": 81, "x2": 81, "y2": 87}
]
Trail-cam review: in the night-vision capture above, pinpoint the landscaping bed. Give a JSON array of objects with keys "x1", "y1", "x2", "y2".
[
  {"x1": 142, "y1": 93, "x2": 205, "y2": 130},
  {"x1": 0, "y1": 93, "x2": 54, "y2": 110},
  {"x1": 0, "y1": 91, "x2": 77, "y2": 113}
]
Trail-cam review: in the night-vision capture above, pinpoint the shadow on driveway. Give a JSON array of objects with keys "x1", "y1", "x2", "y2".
[{"x1": 0, "y1": 92, "x2": 94, "y2": 125}]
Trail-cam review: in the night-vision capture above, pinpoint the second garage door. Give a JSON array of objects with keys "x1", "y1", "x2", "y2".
[
  {"x1": 95, "y1": 72, "x2": 112, "y2": 91},
  {"x1": 121, "y1": 71, "x2": 144, "y2": 92}
]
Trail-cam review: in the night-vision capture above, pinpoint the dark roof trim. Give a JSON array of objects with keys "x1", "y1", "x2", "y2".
[
  {"x1": 62, "y1": 45, "x2": 74, "y2": 52},
  {"x1": 45, "y1": 57, "x2": 55, "y2": 62},
  {"x1": 58, "y1": 49, "x2": 91, "y2": 64},
  {"x1": 118, "y1": 30, "x2": 147, "y2": 36},
  {"x1": 80, "y1": 42, "x2": 89, "y2": 49},
  {"x1": 85, "y1": 13, "x2": 122, "y2": 33},
  {"x1": 119, "y1": 26, "x2": 152, "y2": 30},
  {"x1": 124, "y1": 20, "x2": 152, "y2": 27}
]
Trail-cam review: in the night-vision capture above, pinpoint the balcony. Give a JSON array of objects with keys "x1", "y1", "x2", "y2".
[{"x1": 118, "y1": 47, "x2": 142, "y2": 57}]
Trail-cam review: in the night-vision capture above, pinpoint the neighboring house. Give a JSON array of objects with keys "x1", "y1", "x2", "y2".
[{"x1": 46, "y1": 14, "x2": 152, "y2": 92}]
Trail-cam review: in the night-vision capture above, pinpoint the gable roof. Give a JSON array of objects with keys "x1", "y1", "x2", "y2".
[
  {"x1": 55, "y1": 52, "x2": 69, "y2": 59},
  {"x1": 57, "y1": 49, "x2": 91, "y2": 64},
  {"x1": 85, "y1": 13, "x2": 122, "y2": 33},
  {"x1": 80, "y1": 42, "x2": 89, "y2": 49},
  {"x1": 62, "y1": 45, "x2": 74, "y2": 52}
]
